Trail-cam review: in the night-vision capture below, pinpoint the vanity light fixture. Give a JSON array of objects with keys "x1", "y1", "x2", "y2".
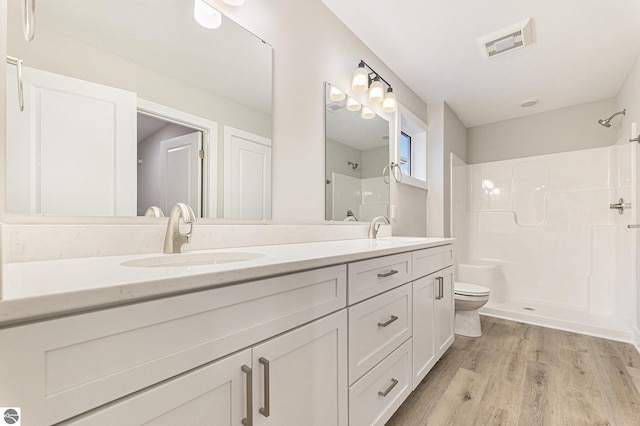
[
  {"x1": 194, "y1": 0, "x2": 222, "y2": 29},
  {"x1": 330, "y1": 86, "x2": 346, "y2": 101},
  {"x1": 361, "y1": 106, "x2": 376, "y2": 120},
  {"x1": 346, "y1": 97, "x2": 362, "y2": 111},
  {"x1": 369, "y1": 77, "x2": 384, "y2": 104},
  {"x1": 350, "y1": 60, "x2": 397, "y2": 112},
  {"x1": 351, "y1": 62, "x2": 369, "y2": 93},
  {"x1": 382, "y1": 88, "x2": 397, "y2": 113}
]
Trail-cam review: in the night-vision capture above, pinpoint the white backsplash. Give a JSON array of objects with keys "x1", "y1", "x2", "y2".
[{"x1": 1, "y1": 223, "x2": 392, "y2": 263}]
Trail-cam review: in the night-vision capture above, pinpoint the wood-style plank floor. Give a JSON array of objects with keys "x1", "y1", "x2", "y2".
[{"x1": 386, "y1": 316, "x2": 640, "y2": 426}]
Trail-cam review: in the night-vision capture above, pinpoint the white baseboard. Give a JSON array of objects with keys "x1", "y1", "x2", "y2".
[{"x1": 635, "y1": 327, "x2": 640, "y2": 355}]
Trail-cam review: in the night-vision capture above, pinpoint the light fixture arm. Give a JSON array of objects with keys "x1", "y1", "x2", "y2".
[{"x1": 358, "y1": 60, "x2": 393, "y2": 90}]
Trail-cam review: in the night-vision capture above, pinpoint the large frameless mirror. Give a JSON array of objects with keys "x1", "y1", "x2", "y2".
[
  {"x1": 5, "y1": 0, "x2": 272, "y2": 219},
  {"x1": 324, "y1": 82, "x2": 390, "y2": 222}
]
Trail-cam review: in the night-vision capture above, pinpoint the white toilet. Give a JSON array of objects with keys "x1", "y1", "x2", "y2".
[{"x1": 454, "y1": 282, "x2": 491, "y2": 337}]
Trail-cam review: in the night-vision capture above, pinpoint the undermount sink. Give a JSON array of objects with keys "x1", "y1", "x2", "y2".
[{"x1": 121, "y1": 252, "x2": 265, "y2": 268}]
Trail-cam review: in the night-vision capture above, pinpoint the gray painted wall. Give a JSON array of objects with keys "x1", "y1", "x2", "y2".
[
  {"x1": 467, "y1": 98, "x2": 617, "y2": 164},
  {"x1": 443, "y1": 102, "x2": 467, "y2": 237}
]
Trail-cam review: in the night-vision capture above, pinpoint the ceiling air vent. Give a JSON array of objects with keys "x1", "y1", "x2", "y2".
[
  {"x1": 326, "y1": 100, "x2": 346, "y2": 114},
  {"x1": 477, "y1": 18, "x2": 533, "y2": 59}
]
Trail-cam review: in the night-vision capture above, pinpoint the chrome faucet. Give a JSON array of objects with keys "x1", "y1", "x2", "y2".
[
  {"x1": 368, "y1": 216, "x2": 390, "y2": 239},
  {"x1": 163, "y1": 203, "x2": 196, "y2": 254}
]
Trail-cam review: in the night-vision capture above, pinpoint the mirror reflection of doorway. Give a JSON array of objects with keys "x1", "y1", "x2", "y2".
[{"x1": 136, "y1": 113, "x2": 203, "y2": 217}]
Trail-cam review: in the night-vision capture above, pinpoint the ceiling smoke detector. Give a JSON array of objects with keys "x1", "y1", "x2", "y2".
[{"x1": 477, "y1": 18, "x2": 534, "y2": 59}]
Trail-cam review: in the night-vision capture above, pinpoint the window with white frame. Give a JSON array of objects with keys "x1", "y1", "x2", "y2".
[{"x1": 396, "y1": 105, "x2": 427, "y2": 189}]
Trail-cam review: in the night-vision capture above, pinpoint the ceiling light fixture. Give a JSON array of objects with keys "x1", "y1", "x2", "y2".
[
  {"x1": 520, "y1": 99, "x2": 539, "y2": 108},
  {"x1": 351, "y1": 60, "x2": 397, "y2": 112},
  {"x1": 222, "y1": 0, "x2": 245, "y2": 5},
  {"x1": 194, "y1": 0, "x2": 222, "y2": 29}
]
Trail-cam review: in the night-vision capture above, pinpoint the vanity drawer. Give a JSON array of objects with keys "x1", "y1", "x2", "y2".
[
  {"x1": 348, "y1": 252, "x2": 412, "y2": 304},
  {"x1": 349, "y1": 339, "x2": 412, "y2": 426},
  {"x1": 348, "y1": 283, "x2": 412, "y2": 384},
  {"x1": 0, "y1": 265, "x2": 346, "y2": 426},
  {"x1": 412, "y1": 244, "x2": 453, "y2": 280}
]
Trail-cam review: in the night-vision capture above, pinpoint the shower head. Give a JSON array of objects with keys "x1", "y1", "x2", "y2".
[{"x1": 598, "y1": 109, "x2": 626, "y2": 127}]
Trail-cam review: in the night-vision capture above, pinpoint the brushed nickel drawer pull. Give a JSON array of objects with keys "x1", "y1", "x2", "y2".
[
  {"x1": 258, "y1": 357, "x2": 270, "y2": 417},
  {"x1": 377, "y1": 270, "x2": 398, "y2": 278},
  {"x1": 241, "y1": 365, "x2": 253, "y2": 426},
  {"x1": 435, "y1": 277, "x2": 444, "y2": 300},
  {"x1": 378, "y1": 378, "x2": 399, "y2": 397},
  {"x1": 5, "y1": 56, "x2": 24, "y2": 112},
  {"x1": 378, "y1": 315, "x2": 398, "y2": 328}
]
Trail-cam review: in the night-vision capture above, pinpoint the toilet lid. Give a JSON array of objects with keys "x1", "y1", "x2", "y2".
[{"x1": 455, "y1": 282, "x2": 490, "y2": 296}]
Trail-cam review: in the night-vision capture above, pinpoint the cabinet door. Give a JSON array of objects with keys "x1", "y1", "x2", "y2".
[
  {"x1": 63, "y1": 349, "x2": 252, "y2": 425},
  {"x1": 412, "y1": 275, "x2": 436, "y2": 389},
  {"x1": 435, "y1": 267, "x2": 455, "y2": 357},
  {"x1": 252, "y1": 310, "x2": 348, "y2": 426}
]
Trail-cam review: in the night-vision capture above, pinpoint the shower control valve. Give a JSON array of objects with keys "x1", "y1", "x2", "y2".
[{"x1": 609, "y1": 198, "x2": 631, "y2": 215}]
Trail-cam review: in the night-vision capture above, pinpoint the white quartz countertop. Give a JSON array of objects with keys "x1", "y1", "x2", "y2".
[{"x1": 0, "y1": 237, "x2": 454, "y2": 326}]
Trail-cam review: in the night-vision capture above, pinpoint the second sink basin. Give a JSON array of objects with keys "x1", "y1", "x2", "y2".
[{"x1": 121, "y1": 252, "x2": 265, "y2": 268}]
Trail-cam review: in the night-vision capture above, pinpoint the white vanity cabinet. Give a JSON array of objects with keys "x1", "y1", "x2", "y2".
[
  {"x1": 0, "y1": 240, "x2": 455, "y2": 426},
  {"x1": 63, "y1": 311, "x2": 348, "y2": 426},
  {"x1": 0, "y1": 266, "x2": 347, "y2": 425},
  {"x1": 411, "y1": 246, "x2": 455, "y2": 388},
  {"x1": 346, "y1": 244, "x2": 454, "y2": 426}
]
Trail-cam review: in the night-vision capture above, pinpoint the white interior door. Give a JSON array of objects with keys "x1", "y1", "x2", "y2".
[
  {"x1": 160, "y1": 132, "x2": 202, "y2": 216},
  {"x1": 224, "y1": 126, "x2": 272, "y2": 219},
  {"x1": 6, "y1": 65, "x2": 137, "y2": 216}
]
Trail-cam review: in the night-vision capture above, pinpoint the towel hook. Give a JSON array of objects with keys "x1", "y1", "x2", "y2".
[{"x1": 22, "y1": 0, "x2": 36, "y2": 41}]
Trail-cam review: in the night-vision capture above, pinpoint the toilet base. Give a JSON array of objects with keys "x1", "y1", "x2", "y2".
[{"x1": 455, "y1": 309, "x2": 482, "y2": 337}]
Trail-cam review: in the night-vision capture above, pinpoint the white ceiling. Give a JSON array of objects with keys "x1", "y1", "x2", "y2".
[{"x1": 321, "y1": 0, "x2": 640, "y2": 127}]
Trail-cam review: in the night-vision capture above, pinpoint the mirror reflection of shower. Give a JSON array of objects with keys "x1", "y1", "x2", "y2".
[{"x1": 598, "y1": 109, "x2": 625, "y2": 127}]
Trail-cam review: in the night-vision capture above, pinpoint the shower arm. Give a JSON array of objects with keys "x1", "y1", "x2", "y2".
[{"x1": 604, "y1": 110, "x2": 626, "y2": 122}]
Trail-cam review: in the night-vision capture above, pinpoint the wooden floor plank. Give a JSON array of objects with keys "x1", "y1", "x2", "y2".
[
  {"x1": 473, "y1": 320, "x2": 528, "y2": 425},
  {"x1": 424, "y1": 367, "x2": 488, "y2": 425},
  {"x1": 386, "y1": 316, "x2": 640, "y2": 426},
  {"x1": 587, "y1": 335, "x2": 640, "y2": 426},
  {"x1": 386, "y1": 336, "x2": 475, "y2": 426}
]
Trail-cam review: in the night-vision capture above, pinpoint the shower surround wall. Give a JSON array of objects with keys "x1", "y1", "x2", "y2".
[{"x1": 453, "y1": 144, "x2": 636, "y2": 341}]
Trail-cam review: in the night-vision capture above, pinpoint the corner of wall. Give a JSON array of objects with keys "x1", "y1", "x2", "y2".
[{"x1": 0, "y1": 0, "x2": 7, "y2": 298}]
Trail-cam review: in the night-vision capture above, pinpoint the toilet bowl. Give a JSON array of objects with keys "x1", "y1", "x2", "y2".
[{"x1": 454, "y1": 282, "x2": 490, "y2": 337}]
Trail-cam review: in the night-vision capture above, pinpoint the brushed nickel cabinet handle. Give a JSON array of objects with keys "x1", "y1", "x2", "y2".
[
  {"x1": 258, "y1": 357, "x2": 270, "y2": 417},
  {"x1": 378, "y1": 378, "x2": 399, "y2": 397},
  {"x1": 241, "y1": 365, "x2": 253, "y2": 426},
  {"x1": 377, "y1": 270, "x2": 398, "y2": 278},
  {"x1": 5, "y1": 56, "x2": 24, "y2": 112},
  {"x1": 436, "y1": 277, "x2": 444, "y2": 300},
  {"x1": 378, "y1": 315, "x2": 399, "y2": 328}
]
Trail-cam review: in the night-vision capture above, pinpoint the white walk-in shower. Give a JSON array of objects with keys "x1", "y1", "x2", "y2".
[{"x1": 451, "y1": 144, "x2": 636, "y2": 341}]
